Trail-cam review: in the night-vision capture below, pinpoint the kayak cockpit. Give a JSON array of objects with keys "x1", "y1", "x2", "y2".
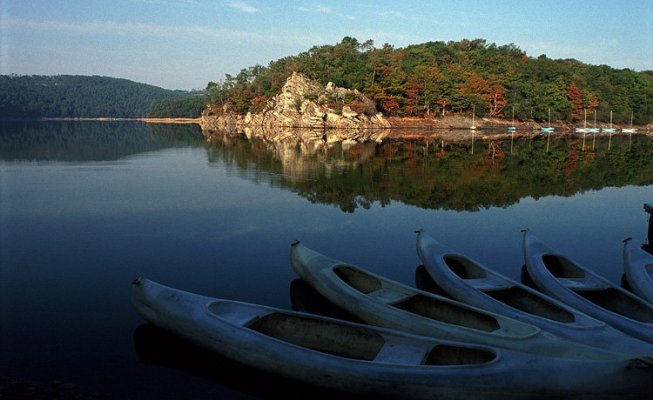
[
  {"x1": 443, "y1": 256, "x2": 514, "y2": 291},
  {"x1": 542, "y1": 255, "x2": 610, "y2": 290},
  {"x1": 243, "y1": 312, "x2": 497, "y2": 366},
  {"x1": 444, "y1": 255, "x2": 487, "y2": 279},
  {"x1": 574, "y1": 288, "x2": 653, "y2": 323},
  {"x1": 333, "y1": 266, "x2": 413, "y2": 303},
  {"x1": 485, "y1": 286, "x2": 576, "y2": 323},
  {"x1": 248, "y1": 312, "x2": 385, "y2": 361},
  {"x1": 333, "y1": 265, "x2": 501, "y2": 333},
  {"x1": 393, "y1": 295, "x2": 501, "y2": 332},
  {"x1": 542, "y1": 255, "x2": 586, "y2": 279}
]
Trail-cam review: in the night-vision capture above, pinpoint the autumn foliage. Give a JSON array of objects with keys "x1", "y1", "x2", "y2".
[{"x1": 206, "y1": 37, "x2": 653, "y2": 125}]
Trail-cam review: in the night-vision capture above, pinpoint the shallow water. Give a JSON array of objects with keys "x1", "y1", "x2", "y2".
[{"x1": 1, "y1": 121, "x2": 652, "y2": 399}]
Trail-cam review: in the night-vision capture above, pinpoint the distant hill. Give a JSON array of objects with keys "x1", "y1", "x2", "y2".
[
  {"x1": 206, "y1": 37, "x2": 653, "y2": 125},
  {"x1": 0, "y1": 75, "x2": 196, "y2": 118}
]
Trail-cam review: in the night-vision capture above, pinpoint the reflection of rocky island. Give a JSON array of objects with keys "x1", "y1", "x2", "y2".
[
  {"x1": 206, "y1": 132, "x2": 653, "y2": 212},
  {"x1": 200, "y1": 72, "x2": 390, "y2": 143}
]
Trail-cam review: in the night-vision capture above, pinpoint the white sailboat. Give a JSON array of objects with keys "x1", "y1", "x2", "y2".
[
  {"x1": 508, "y1": 106, "x2": 516, "y2": 132},
  {"x1": 602, "y1": 110, "x2": 616, "y2": 134},
  {"x1": 587, "y1": 109, "x2": 599, "y2": 133},
  {"x1": 575, "y1": 109, "x2": 591, "y2": 133},
  {"x1": 541, "y1": 108, "x2": 554, "y2": 133},
  {"x1": 622, "y1": 111, "x2": 638, "y2": 134}
]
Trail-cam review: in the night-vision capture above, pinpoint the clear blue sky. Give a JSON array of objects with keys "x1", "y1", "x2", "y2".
[{"x1": 2, "y1": 0, "x2": 652, "y2": 90}]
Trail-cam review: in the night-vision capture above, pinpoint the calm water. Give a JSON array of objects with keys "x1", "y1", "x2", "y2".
[{"x1": 1, "y1": 121, "x2": 652, "y2": 399}]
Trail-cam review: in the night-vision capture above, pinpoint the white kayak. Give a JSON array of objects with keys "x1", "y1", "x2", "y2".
[
  {"x1": 623, "y1": 237, "x2": 653, "y2": 303},
  {"x1": 290, "y1": 241, "x2": 638, "y2": 361},
  {"x1": 522, "y1": 229, "x2": 653, "y2": 345},
  {"x1": 416, "y1": 230, "x2": 653, "y2": 357},
  {"x1": 132, "y1": 277, "x2": 653, "y2": 399}
]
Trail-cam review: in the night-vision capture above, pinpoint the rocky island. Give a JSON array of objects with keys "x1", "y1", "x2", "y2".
[{"x1": 200, "y1": 72, "x2": 391, "y2": 143}]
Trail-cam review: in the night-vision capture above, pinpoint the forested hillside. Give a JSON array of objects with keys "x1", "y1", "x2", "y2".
[
  {"x1": 206, "y1": 37, "x2": 653, "y2": 124},
  {"x1": 147, "y1": 95, "x2": 207, "y2": 118},
  {"x1": 0, "y1": 75, "x2": 192, "y2": 118}
]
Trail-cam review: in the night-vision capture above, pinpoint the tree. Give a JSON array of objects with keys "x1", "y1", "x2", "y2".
[
  {"x1": 410, "y1": 65, "x2": 444, "y2": 116},
  {"x1": 197, "y1": 37, "x2": 653, "y2": 124},
  {"x1": 567, "y1": 82, "x2": 583, "y2": 121}
]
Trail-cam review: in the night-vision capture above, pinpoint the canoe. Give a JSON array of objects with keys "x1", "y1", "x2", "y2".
[
  {"x1": 290, "y1": 241, "x2": 637, "y2": 361},
  {"x1": 416, "y1": 230, "x2": 653, "y2": 357},
  {"x1": 132, "y1": 278, "x2": 653, "y2": 399},
  {"x1": 522, "y1": 229, "x2": 653, "y2": 345},
  {"x1": 623, "y1": 237, "x2": 653, "y2": 303}
]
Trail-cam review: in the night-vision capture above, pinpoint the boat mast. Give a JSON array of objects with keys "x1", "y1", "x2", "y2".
[{"x1": 548, "y1": 108, "x2": 551, "y2": 128}]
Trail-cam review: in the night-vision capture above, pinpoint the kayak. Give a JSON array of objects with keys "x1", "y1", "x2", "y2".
[
  {"x1": 132, "y1": 277, "x2": 653, "y2": 399},
  {"x1": 290, "y1": 241, "x2": 636, "y2": 360},
  {"x1": 416, "y1": 230, "x2": 653, "y2": 357},
  {"x1": 623, "y1": 237, "x2": 653, "y2": 303},
  {"x1": 522, "y1": 229, "x2": 653, "y2": 345}
]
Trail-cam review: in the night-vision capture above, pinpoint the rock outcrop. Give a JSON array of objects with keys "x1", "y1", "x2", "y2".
[{"x1": 200, "y1": 72, "x2": 390, "y2": 142}]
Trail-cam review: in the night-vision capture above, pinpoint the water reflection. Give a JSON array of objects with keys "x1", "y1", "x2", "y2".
[
  {"x1": 3, "y1": 122, "x2": 652, "y2": 213},
  {"x1": 204, "y1": 130, "x2": 653, "y2": 212},
  {"x1": 0, "y1": 121, "x2": 204, "y2": 161}
]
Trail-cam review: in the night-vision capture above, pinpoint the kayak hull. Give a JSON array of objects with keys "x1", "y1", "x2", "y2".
[{"x1": 132, "y1": 278, "x2": 653, "y2": 399}]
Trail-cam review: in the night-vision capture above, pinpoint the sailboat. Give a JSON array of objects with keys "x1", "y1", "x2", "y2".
[
  {"x1": 540, "y1": 108, "x2": 554, "y2": 133},
  {"x1": 601, "y1": 110, "x2": 616, "y2": 134},
  {"x1": 587, "y1": 110, "x2": 599, "y2": 133},
  {"x1": 470, "y1": 104, "x2": 477, "y2": 130},
  {"x1": 508, "y1": 106, "x2": 516, "y2": 132},
  {"x1": 622, "y1": 111, "x2": 638, "y2": 134},
  {"x1": 575, "y1": 109, "x2": 591, "y2": 133}
]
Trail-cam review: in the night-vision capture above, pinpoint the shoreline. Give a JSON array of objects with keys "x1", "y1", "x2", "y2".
[
  {"x1": 0, "y1": 117, "x2": 201, "y2": 124},
  {"x1": 4, "y1": 116, "x2": 651, "y2": 137}
]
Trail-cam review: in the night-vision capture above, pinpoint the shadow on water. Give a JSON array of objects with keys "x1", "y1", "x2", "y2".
[
  {"x1": 289, "y1": 278, "x2": 363, "y2": 323},
  {"x1": 414, "y1": 265, "x2": 453, "y2": 298},
  {"x1": 133, "y1": 323, "x2": 385, "y2": 400}
]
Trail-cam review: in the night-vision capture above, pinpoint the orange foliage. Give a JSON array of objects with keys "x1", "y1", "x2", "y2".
[{"x1": 567, "y1": 83, "x2": 583, "y2": 120}]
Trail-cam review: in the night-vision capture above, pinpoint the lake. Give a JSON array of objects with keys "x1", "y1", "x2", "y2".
[{"x1": 1, "y1": 121, "x2": 652, "y2": 399}]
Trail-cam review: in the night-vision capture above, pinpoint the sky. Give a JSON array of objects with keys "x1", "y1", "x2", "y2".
[{"x1": 1, "y1": 0, "x2": 652, "y2": 90}]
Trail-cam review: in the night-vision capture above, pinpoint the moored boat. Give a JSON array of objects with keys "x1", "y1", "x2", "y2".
[
  {"x1": 522, "y1": 229, "x2": 653, "y2": 345},
  {"x1": 132, "y1": 277, "x2": 653, "y2": 399},
  {"x1": 416, "y1": 229, "x2": 653, "y2": 357},
  {"x1": 290, "y1": 241, "x2": 636, "y2": 360},
  {"x1": 623, "y1": 237, "x2": 653, "y2": 303}
]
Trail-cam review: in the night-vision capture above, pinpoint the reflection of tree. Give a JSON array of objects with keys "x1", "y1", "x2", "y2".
[
  {"x1": 147, "y1": 124, "x2": 206, "y2": 146},
  {"x1": 206, "y1": 132, "x2": 653, "y2": 213},
  {"x1": 0, "y1": 121, "x2": 205, "y2": 161}
]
